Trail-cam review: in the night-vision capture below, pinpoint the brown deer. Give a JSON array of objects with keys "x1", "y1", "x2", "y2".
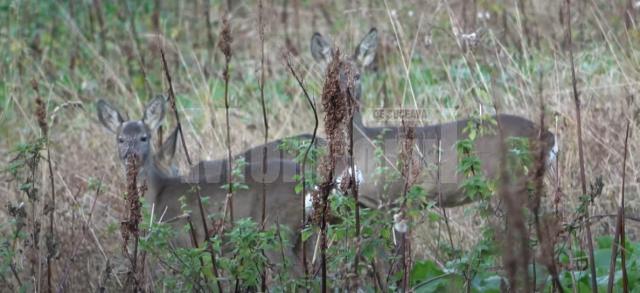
[
  {"x1": 310, "y1": 28, "x2": 557, "y2": 209},
  {"x1": 96, "y1": 97, "x2": 308, "y2": 275}
]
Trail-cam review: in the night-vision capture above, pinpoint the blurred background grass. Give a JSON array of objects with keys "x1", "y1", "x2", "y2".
[{"x1": 1, "y1": 0, "x2": 640, "y2": 290}]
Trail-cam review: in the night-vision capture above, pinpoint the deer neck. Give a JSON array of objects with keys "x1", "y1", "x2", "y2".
[
  {"x1": 136, "y1": 158, "x2": 172, "y2": 209},
  {"x1": 352, "y1": 109, "x2": 365, "y2": 128}
]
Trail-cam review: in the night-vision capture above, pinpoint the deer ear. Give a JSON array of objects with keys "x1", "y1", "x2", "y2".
[
  {"x1": 156, "y1": 126, "x2": 179, "y2": 164},
  {"x1": 96, "y1": 100, "x2": 124, "y2": 133},
  {"x1": 354, "y1": 28, "x2": 378, "y2": 67},
  {"x1": 310, "y1": 32, "x2": 332, "y2": 62},
  {"x1": 143, "y1": 96, "x2": 165, "y2": 130}
]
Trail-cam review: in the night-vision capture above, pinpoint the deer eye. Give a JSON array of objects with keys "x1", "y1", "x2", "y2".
[
  {"x1": 140, "y1": 136, "x2": 148, "y2": 142},
  {"x1": 118, "y1": 138, "x2": 125, "y2": 143}
]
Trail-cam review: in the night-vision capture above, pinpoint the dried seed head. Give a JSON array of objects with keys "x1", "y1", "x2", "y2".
[
  {"x1": 399, "y1": 121, "x2": 420, "y2": 186},
  {"x1": 218, "y1": 16, "x2": 233, "y2": 61},
  {"x1": 320, "y1": 50, "x2": 348, "y2": 174},
  {"x1": 122, "y1": 154, "x2": 143, "y2": 249},
  {"x1": 32, "y1": 80, "x2": 48, "y2": 137}
]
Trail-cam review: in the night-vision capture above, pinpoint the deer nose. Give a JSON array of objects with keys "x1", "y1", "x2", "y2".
[
  {"x1": 121, "y1": 145, "x2": 143, "y2": 163},
  {"x1": 123, "y1": 151, "x2": 143, "y2": 168}
]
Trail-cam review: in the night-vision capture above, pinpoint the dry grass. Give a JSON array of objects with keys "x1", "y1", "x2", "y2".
[{"x1": 1, "y1": 0, "x2": 640, "y2": 290}]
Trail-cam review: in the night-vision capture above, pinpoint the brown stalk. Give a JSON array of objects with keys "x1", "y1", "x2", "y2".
[
  {"x1": 218, "y1": 15, "x2": 235, "y2": 224},
  {"x1": 490, "y1": 74, "x2": 533, "y2": 292},
  {"x1": 625, "y1": 0, "x2": 635, "y2": 30},
  {"x1": 398, "y1": 122, "x2": 417, "y2": 292},
  {"x1": 517, "y1": 0, "x2": 531, "y2": 50},
  {"x1": 92, "y1": 0, "x2": 106, "y2": 56},
  {"x1": 284, "y1": 52, "x2": 319, "y2": 284},
  {"x1": 160, "y1": 49, "x2": 193, "y2": 165},
  {"x1": 161, "y1": 49, "x2": 222, "y2": 292},
  {"x1": 532, "y1": 73, "x2": 564, "y2": 292},
  {"x1": 258, "y1": 1, "x2": 269, "y2": 291},
  {"x1": 293, "y1": 0, "x2": 301, "y2": 50},
  {"x1": 258, "y1": 0, "x2": 268, "y2": 234},
  {"x1": 566, "y1": 1, "x2": 597, "y2": 291},
  {"x1": 122, "y1": 0, "x2": 151, "y2": 97},
  {"x1": 436, "y1": 138, "x2": 455, "y2": 250},
  {"x1": 186, "y1": 216, "x2": 209, "y2": 288},
  {"x1": 68, "y1": 1, "x2": 78, "y2": 71},
  {"x1": 606, "y1": 121, "x2": 631, "y2": 293},
  {"x1": 347, "y1": 80, "x2": 361, "y2": 285},
  {"x1": 152, "y1": 0, "x2": 160, "y2": 32},
  {"x1": 281, "y1": 0, "x2": 296, "y2": 54},
  {"x1": 204, "y1": 0, "x2": 215, "y2": 69},
  {"x1": 34, "y1": 80, "x2": 56, "y2": 293},
  {"x1": 495, "y1": 112, "x2": 531, "y2": 292},
  {"x1": 122, "y1": 154, "x2": 144, "y2": 292},
  {"x1": 316, "y1": 51, "x2": 345, "y2": 292}
]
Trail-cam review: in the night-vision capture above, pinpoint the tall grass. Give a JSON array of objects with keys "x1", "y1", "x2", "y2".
[{"x1": 1, "y1": 0, "x2": 639, "y2": 291}]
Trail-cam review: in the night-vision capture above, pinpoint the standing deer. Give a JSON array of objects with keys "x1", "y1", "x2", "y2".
[
  {"x1": 186, "y1": 133, "x2": 325, "y2": 183},
  {"x1": 96, "y1": 97, "x2": 307, "y2": 276},
  {"x1": 310, "y1": 28, "x2": 557, "y2": 209}
]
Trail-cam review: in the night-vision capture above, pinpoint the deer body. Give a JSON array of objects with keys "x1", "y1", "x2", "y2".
[
  {"x1": 310, "y1": 29, "x2": 556, "y2": 208},
  {"x1": 186, "y1": 133, "x2": 325, "y2": 182},
  {"x1": 97, "y1": 97, "x2": 306, "y2": 274},
  {"x1": 350, "y1": 113, "x2": 555, "y2": 208}
]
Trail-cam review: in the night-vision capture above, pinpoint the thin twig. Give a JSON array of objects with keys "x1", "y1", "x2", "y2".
[
  {"x1": 160, "y1": 49, "x2": 223, "y2": 292},
  {"x1": 284, "y1": 52, "x2": 318, "y2": 287},
  {"x1": 186, "y1": 216, "x2": 209, "y2": 288},
  {"x1": 160, "y1": 49, "x2": 192, "y2": 165},
  {"x1": 566, "y1": 1, "x2": 597, "y2": 291},
  {"x1": 606, "y1": 121, "x2": 630, "y2": 293},
  {"x1": 258, "y1": 1, "x2": 269, "y2": 291}
]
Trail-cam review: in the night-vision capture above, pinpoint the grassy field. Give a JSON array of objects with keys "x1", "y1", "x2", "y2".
[{"x1": 1, "y1": 0, "x2": 640, "y2": 291}]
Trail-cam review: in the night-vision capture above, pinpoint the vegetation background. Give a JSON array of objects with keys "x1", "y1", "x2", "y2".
[{"x1": 1, "y1": 0, "x2": 640, "y2": 291}]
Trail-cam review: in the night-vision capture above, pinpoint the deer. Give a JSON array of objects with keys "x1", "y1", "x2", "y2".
[
  {"x1": 186, "y1": 133, "x2": 325, "y2": 183},
  {"x1": 96, "y1": 97, "x2": 309, "y2": 276},
  {"x1": 309, "y1": 28, "x2": 557, "y2": 209}
]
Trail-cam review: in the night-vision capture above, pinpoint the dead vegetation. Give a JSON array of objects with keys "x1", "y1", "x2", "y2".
[{"x1": 1, "y1": 0, "x2": 640, "y2": 291}]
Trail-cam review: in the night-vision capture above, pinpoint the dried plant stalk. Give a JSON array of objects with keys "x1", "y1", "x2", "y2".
[
  {"x1": 566, "y1": 1, "x2": 597, "y2": 291},
  {"x1": 284, "y1": 52, "x2": 319, "y2": 283},
  {"x1": 161, "y1": 48, "x2": 222, "y2": 292},
  {"x1": 398, "y1": 121, "x2": 418, "y2": 291},
  {"x1": 607, "y1": 121, "x2": 631, "y2": 292},
  {"x1": 218, "y1": 15, "x2": 235, "y2": 224},
  {"x1": 33, "y1": 80, "x2": 57, "y2": 293},
  {"x1": 121, "y1": 154, "x2": 144, "y2": 292},
  {"x1": 258, "y1": 1, "x2": 269, "y2": 290},
  {"x1": 316, "y1": 51, "x2": 345, "y2": 292}
]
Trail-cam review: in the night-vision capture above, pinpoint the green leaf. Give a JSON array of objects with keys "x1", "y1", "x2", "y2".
[{"x1": 411, "y1": 260, "x2": 444, "y2": 286}]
